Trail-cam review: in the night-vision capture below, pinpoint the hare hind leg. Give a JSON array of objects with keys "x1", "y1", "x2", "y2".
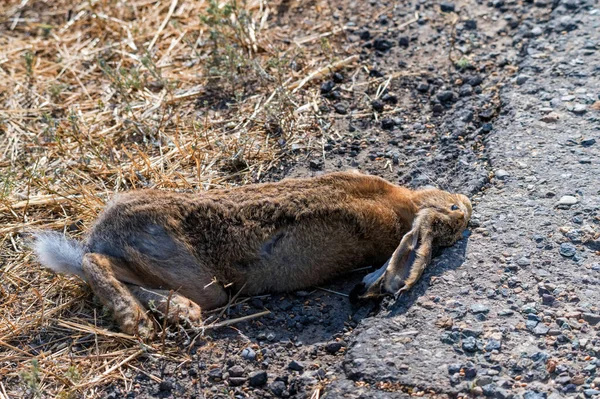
[
  {"x1": 128, "y1": 286, "x2": 202, "y2": 326},
  {"x1": 81, "y1": 253, "x2": 154, "y2": 339}
]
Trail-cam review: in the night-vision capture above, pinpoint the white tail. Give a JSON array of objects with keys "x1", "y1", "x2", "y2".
[{"x1": 32, "y1": 232, "x2": 86, "y2": 279}]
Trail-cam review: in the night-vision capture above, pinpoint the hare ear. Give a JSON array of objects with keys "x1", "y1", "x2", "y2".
[{"x1": 357, "y1": 211, "x2": 434, "y2": 299}]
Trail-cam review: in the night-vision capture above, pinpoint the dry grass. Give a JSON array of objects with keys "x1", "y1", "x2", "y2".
[{"x1": 0, "y1": 0, "x2": 361, "y2": 396}]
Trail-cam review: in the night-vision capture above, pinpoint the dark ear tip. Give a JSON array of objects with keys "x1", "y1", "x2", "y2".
[{"x1": 349, "y1": 283, "x2": 366, "y2": 304}]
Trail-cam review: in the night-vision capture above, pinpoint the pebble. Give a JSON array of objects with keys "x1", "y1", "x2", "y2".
[
  {"x1": 208, "y1": 368, "x2": 223, "y2": 380},
  {"x1": 485, "y1": 339, "x2": 502, "y2": 351},
  {"x1": 540, "y1": 112, "x2": 560, "y2": 123},
  {"x1": 499, "y1": 309, "x2": 514, "y2": 316},
  {"x1": 334, "y1": 103, "x2": 348, "y2": 114},
  {"x1": 436, "y1": 90, "x2": 456, "y2": 103},
  {"x1": 229, "y1": 376, "x2": 247, "y2": 386},
  {"x1": 440, "y1": 2, "x2": 455, "y2": 12},
  {"x1": 288, "y1": 360, "x2": 305, "y2": 372},
  {"x1": 320, "y1": 81, "x2": 334, "y2": 94},
  {"x1": 417, "y1": 82, "x2": 430, "y2": 92},
  {"x1": 495, "y1": 169, "x2": 510, "y2": 180},
  {"x1": 242, "y1": 347, "x2": 257, "y2": 361},
  {"x1": 381, "y1": 118, "x2": 395, "y2": 130},
  {"x1": 516, "y1": 75, "x2": 529, "y2": 85},
  {"x1": 269, "y1": 380, "x2": 287, "y2": 397},
  {"x1": 559, "y1": 243, "x2": 577, "y2": 257},
  {"x1": 584, "y1": 389, "x2": 600, "y2": 397},
  {"x1": 229, "y1": 365, "x2": 244, "y2": 377},
  {"x1": 471, "y1": 303, "x2": 490, "y2": 314},
  {"x1": 557, "y1": 195, "x2": 578, "y2": 206},
  {"x1": 533, "y1": 323, "x2": 550, "y2": 335},
  {"x1": 516, "y1": 257, "x2": 531, "y2": 267},
  {"x1": 373, "y1": 38, "x2": 393, "y2": 52},
  {"x1": 524, "y1": 391, "x2": 547, "y2": 399},
  {"x1": 325, "y1": 342, "x2": 344, "y2": 354},
  {"x1": 571, "y1": 104, "x2": 587, "y2": 114},
  {"x1": 248, "y1": 370, "x2": 268, "y2": 387},
  {"x1": 398, "y1": 36, "x2": 409, "y2": 47},
  {"x1": 582, "y1": 313, "x2": 600, "y2": 325},
  {"x1": 581, "y1": 138, "x2": 596, "y2": 147},
  {"x1": 462, "y1": 336, "x2": 478, "y2": 352},
  {"x1": 371, "y1": 100, "x2": 384, "y2": 112}
]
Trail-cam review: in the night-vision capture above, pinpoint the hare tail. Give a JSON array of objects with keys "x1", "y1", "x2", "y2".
[{"x1": 31, "y1": 231, "x2": 86, "y2": 279}]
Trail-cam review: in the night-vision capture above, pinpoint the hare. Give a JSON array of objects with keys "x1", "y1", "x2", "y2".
[{"x1": 32, "y1": 171, "x2": 471, "y2": 338}]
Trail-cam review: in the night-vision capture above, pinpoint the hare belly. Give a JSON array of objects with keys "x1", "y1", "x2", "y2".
[{"x1": 238, "y1": 222, "x2": 396, "y2": 294}]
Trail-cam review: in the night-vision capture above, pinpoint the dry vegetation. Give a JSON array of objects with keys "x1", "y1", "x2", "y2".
[{"x1": 0, "y1": 0, "x2": 360, "y2": 397}]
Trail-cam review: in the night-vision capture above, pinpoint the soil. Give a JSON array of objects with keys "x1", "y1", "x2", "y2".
[{"x1": 90, "y1": 0, "x2": 600, "y2": 398}]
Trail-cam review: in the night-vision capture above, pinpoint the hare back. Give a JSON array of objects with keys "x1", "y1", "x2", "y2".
[{"x1": 84, "y1": 172, "x2": 415, "y2": 299}]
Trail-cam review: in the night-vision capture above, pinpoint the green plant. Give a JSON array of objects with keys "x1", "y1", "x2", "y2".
[{"x1": 21, "y1": 359, "x2": 41, "y2": 398}]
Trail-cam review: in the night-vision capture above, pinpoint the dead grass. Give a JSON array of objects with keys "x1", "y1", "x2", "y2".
[{"x1": 0, "y1": 0, "x2": 361, "y2": 396}]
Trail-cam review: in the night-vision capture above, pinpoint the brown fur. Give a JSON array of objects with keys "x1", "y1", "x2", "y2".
[{"x1": 35, "y1": 171, "x2": 471, "y2": 338}]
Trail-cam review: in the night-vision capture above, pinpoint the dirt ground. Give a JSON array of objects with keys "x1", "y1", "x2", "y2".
[{"x1": 1, "y1": 0, "x2": 600, "y2": 398}]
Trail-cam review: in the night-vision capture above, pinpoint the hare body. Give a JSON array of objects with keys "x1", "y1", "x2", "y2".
[{"x1": 34, "y1": 171, "x2": 471, "y2": 337}]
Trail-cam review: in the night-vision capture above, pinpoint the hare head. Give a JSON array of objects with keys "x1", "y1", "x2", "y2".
[{"x1": 355, "y1": 188, "x2": 472, "y2": 299}]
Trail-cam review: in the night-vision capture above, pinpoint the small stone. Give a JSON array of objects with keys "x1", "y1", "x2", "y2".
[
  {"x1": 325, "y1": 342, "x2": 344, "y2": 354},
  {"x1": 462, "y1": 336, "x2": 478, "y2": 352},
  {"x1": 249, "y1": 370, "x2": 268, "y2": 387},
  {"x1": 540, "y1": 112, "x2": 560, "y2": 123},
  {"x1": 471, "y1": 303, "x2": 490, "y2": 314},
  {"x1": 398, "y1": 36, "x2": 409, "y2": 47},
  {"x1": 559, "y1": 243, "x2": 577, "y2": 257},
  {"x1": 481, "y1": 123, "x2": 493, "y2": 132},
  {"x1": 320, "y1": 81, "x2": 334, "y2": 94},
  {"x1": 269, "y1": 380, "x2": 287, "y2": 397},
  {"x1": 373, "y1": 38, "x2": 393, "y2": 52},
  {"x1": 476, "y1": 376, "x2": 494, "y2": 387},
  {"x1": 581, "y1": 138, "x2": 596, "y2": 147},
  {"x1": 334, "y1": 103, "x2": 348, "y2": 114},
  {"x1": 531, "y1": 26, "x2": 543, "y2": 36},
  {"x1": 332, "y1": 72, "x2": 344, "y2": 83},
  {"x1": 459, "y1": 84, "x2": 473, "y2": 97},
  {"x1": 558, "y1": 195, "x2": 578, "y2": 206},
  {"x1": 516, "y1": 257, "x2": 531, "y2": 267},
  {"x1": 464, "y1": 20, "x2": 477, "y2": 30},
  {"x1": 371, "y1": 100, "x2": 384, "y2": 112},
  {"x1": 542, "y1": 294, "x2": 555, "y2": 305},
  {"x1": 381, "y1": 93, "x2": 398, "y2": 104},
  {"x1": 208, "y1": 368, "x2": 223, "y2": 380},
  {"x1": 241, "y1": 347, "x2": 257, "y2": 361},
  {"x1": 229, "y1": 376, "x2": 247, "y2": 386},
  {"x1": 440, "y1": 2, "x2": 455, "y2": 12},
  {"x1": 485, "y1": 339, "x2": 502, "y2": 351},
  {"x1": 499, "y1": 309, "x2": 514, "y2": 316},
  {"x1": 516, "y1": 75, "x2": 529, "y2": 85},
  {"x1": 288, "y1": 360, "x2": 305, "y2": 372},
  {"x1": 582, "y1": 313, "x2": 600, "y2": 325},
  {"x1": 381, "y1": 118, "x2": 395, "y2": 130},
  {"x1": 571, "y1": 104, "x2": 587, "y2": 115},
  {"x1": 436, "y1": 90, "x2": 456, "y2": 103},
  {"x1": 479, "y1": 108, "x2": 495, "y2": 120},
  {"x1": 417, "y1": 82, "x2": 430, "y2": 92},
  {"x1": 159, "y1": 380, "x2": 173, "y2": 393},
  {"x1": 229, "y1": 365, "x2": 244, "y2": 377},
  {"x1": 524, "y1": 390, "x2": 547, "y2": 399},
  {"x1": 448, "y1": 364, "x2": 462, "y2": 374},
  {"x1": 584, "y1": 389, "x2": 600, "y2": 397},
  {"x1": 534, "y1": 323, "x2": 550, "y2": 335},
  {"x1": 495, "y1": 169, "x2": 510, "y2": 180},
  {"x1": 522, "y1": 303, "x2": 537, "y2": 314}
]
